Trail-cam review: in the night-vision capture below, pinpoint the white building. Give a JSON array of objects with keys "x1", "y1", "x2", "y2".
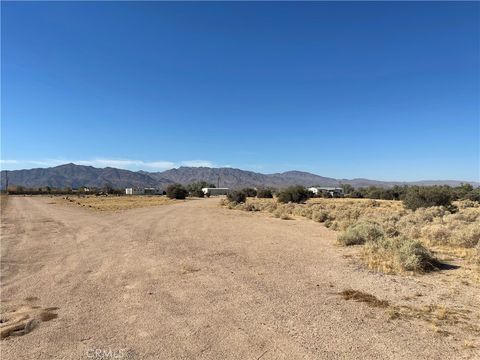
[
  {"x1": 125, "y1": 188, "x2": 144, "y2": 195},
  {"x1": 125, "y1": 187, "x2": 163, "y2": 195},
  {"x1": 308, "y1": 187, "x2": 344, "y2": 197},
  {"x1": 201, "y1": 187, "x2": 230, "y2": 196}
]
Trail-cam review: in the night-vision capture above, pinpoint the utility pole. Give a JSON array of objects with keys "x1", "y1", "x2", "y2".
[
  {"x1": 5, "y1": 170, "x2": 8, "y2": 195},
  {"x1": 217, "y1": 174, "x2": 220, "y2": 188}
]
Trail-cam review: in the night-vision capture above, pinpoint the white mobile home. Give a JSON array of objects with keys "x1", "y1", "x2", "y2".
[
  {"x1": 308, "y1": 187, "x2": 344, "y2": 197},
  {"x1": 125, "y1": 187, "x2": 163, "y2": 195},
  {"x1": 125, "y1": 188, "x2": 144, "y2": 195},
  {"x1": 201, "y1": 187, "x2": 230, "y2": 196}
]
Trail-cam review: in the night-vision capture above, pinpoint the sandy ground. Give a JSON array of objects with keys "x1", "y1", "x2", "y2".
[{"x1": 1, "y1": 196, "x2": 479, "y2": 360}]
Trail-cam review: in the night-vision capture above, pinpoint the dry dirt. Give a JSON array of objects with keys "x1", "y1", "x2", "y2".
[
  {"x1": 1, "y1": 196, "x2": 479, "y2": 359},
  {"x1": 58, "y1": 195, "x2": 175, "y2": 211}
]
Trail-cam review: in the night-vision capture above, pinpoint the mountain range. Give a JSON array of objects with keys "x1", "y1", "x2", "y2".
[{"x1": 1, "y1": 163, "x2": 477, "y2": 191}]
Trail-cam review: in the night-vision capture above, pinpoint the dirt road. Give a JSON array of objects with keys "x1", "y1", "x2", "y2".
[{"x1": 1, "y1": 197, "x2": 478, "y2": 359}]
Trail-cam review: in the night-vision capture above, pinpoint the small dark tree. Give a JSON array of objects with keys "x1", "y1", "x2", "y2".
[
  {"x1": 340, "y1": 183, "x2": 354, "y2": 196},
  {"x1": 186, "y1": 181, "x2": 215, "y2": 197},
  {"x1": 455, "y1": 183, "x2": 474, "y2": 200},
  {"x1": 403, "y1": 186, "x2": 454, "y2": 211},
  {"x1": 166, "y1": 184, "x2": 188, "y2": 199},
  {"x1": 465, "y1": 188, "x2": 480, "y2": 202},
  {"x1": 391, "y1": 185, "x2": 408, "y2": 200},
  {"x1": 227, "y1": 190, "x2": 246, "y2": 203},
  {"x1": 277, "y1": 185, "x2": 311, "y2": 203},
  {"x1": 256, "y1": 188, "x2": 273, "y2": 198},
  {"x1": 242, "y1": 188, "x2": 257, "y2": 197}
]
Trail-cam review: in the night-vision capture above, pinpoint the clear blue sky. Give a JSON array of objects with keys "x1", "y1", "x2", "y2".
[{"x1": 2, "y1": 1, "x2": 479, "y2": 181}]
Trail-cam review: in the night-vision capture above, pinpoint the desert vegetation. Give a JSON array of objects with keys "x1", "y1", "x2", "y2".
[
  {"x1": 166, "y1": 184, "x2": 189, "y2": 199},
  {"x1": 227, "y1": 190, "x2": 247, "y2": 204},
  {"x1": 256, "y1": 188, "x2": 273, "y2": 198},
  {"x1": 186, "y1": 181, "x2": 215, "y2": 197},
  {"x1": 277, "y1": 185, "x2": 312, "y2": 203},
  {"x1": 223, "y1": 189, "x2": 480, "y2": 274},
  {"x1": 241, "y1": 188, "x2": 257, "y2": 197},
  {"x1": 59, "y1": 195, "x2": 175, "y2": 211}
]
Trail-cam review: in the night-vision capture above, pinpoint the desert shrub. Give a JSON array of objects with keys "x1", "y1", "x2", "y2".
[
  {"x1": 365, "y1": 236, "x2": 438, "y2": 273},
  {"x1": 338, "y1": 222, "x2": 385, "y2": 246},
  {"x1": 293, "y1": 205, "x2": 313, "y2": 218},
  {"x1": 242, "y1": 188, "x2": 257, "y2": 197},
  {"x1": 166, "y1": 184, "x2": 188, "y2": 199},
  {"x1": 450, "y1": 223, "x2": 480, "y2": 248},
  {"x1": 227, "y1": 190, "x2": 246, "y2": 204},
  {"x1": 319, "y1": 191, "x2": 332, "y2": 198},
  {"x1": 456, "y1": 199, "x2": 480, "y2": 209},
  {"x1": 256, "y1": 188, "x2": 273, "y2": 198},
  {"x1": 277, "y1": 186, "x2": 311, "y2": 204},
  {"x1": 395, "y1": 237, "x2": 438, "y2": 272},
  {"x1": 272, "y1": 208, "x2": 291, "y2": 220},
  {"x1": 243, "y1": 203, "x2": 258, "y2": 211},
  {"x1": 311, "y1": 209, "x2": 329, "y2": 223},
  {"x1": 403, "y1": 186, "x2": 454, "y2": 211},
  {"x1": 421, "y1": 224, "x2": 452, "y2": 245}
]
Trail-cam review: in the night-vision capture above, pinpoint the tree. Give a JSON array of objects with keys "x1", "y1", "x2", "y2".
[
  {"x1": 241, "y1": 188, "x2": 257, "y2": 197},
  {"x1": 340, "y1": 183, "x2": 354, "y2": 196},
  {"x1": 403, "y1": 186, "x2": 454, "y2": 211},
  {"x1": 166, "y1": 184, "x2": 188, "y2": 199},
  {"x1": 277, "y1": 185, "x2": 311, "y2": 203},
  {"x1": 186, "y1": 181, "x2": 215, "y2": 197},
  {"x1": 455, "y1": 183, "x2": 474, "y2": 200},
  {"x1": 256, "y1": 188, "x2": 273, "y2": 198},
  {"x1": 464, "y1": 188, "x2": 480, "y2": 202}
]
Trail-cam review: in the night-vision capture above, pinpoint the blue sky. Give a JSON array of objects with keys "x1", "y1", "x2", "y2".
[{"x1": 1, "y1": 2, "x2": 479, "y2": 181}]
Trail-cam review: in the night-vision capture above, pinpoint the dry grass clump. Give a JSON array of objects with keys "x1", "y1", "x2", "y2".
[
  {"x1": 339, "y1": 289, "x2": 480, "y2": 338},
  {"x1": 339, "y1": 289, "x2": 389, "y2": 308},
  {"x1": 61, "y1": 195, "x2": 176, "y2": 211},
  {"x1": 337, "y1": 222, "x2": 384, "y2": 246},
  {"x1": 364, "y1": 236, "x2": 438, "y2": 273}
]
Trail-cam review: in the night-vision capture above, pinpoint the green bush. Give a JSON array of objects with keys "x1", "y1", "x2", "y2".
[
  {"x1": 186, "y1": 181, "x2": 215, "y2": 197},
  {"x1": 166, "y1": 184, "x2": 188, "y2": 199},
  {"x1": 338, "y1": 222, "x2": 385, "y2": 246},
  {"x1": 227, "y1": 190, "x2": 246, "y2": 203},
  {"x1": 242, "y1": 188, "x2": 257, "y2": 197},
  {"x1": 190, "y1": 189, "x2": 204, "y2": 197},
  {"x1": 256, "y1": 188, "x2": 273, "y2": 198},
  {"x1": 277, "y1": 185, "x2": 311, "y2": 204},
  {"x1": 465, "y1": 188, "x2": 480, "y2": 202},
  {"x1": 403, "y1": 186, "x2": 454, "y2": 211}
]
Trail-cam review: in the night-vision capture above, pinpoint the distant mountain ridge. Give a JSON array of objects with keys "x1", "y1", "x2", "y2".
[{"x1": 0, "y1": 163, "x2": 477, "y2": 190}]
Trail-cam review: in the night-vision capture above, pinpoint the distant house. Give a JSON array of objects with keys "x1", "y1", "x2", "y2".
[
  {"x1": 201, "y1": 187, "x2": 230, "y2": 196},
  {"x1": 308, "y1": 186, "x2": 343, "y2": 197},
  {"x1": 125, "y1": 188, "x2": 143, "y2": 195},
  {"x1": 144, "y1": 187, "x2": 162, "y2": 195},
  {"x1": 125, "y1": 187, "x2": 162, "y2": 195}
]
